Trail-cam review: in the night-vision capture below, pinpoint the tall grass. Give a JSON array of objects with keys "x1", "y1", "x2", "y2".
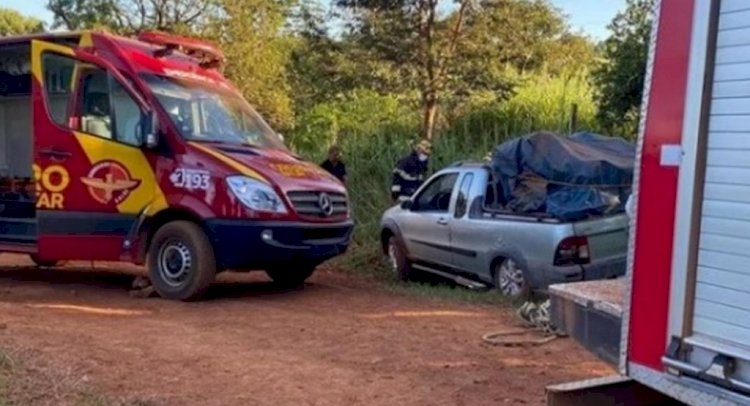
[{"x1": 291, "y1": 72, "x2": 601, "y2": 271}]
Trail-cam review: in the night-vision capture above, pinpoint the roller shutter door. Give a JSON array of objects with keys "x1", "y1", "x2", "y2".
[
  {"x1": 668, "y1": 2, "x2": 750, "y2": 392},
  {"x1": 693, "y1": 0, "x2": 750, "y2": 351}
]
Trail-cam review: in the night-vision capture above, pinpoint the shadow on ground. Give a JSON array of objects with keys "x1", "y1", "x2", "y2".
[{"x1": 0, "y1": 265, "x2": 320, "y2": 302}]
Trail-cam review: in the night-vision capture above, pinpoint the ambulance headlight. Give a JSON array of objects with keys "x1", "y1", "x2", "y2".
[{"x1": 226, "y1": 176, "x2": 288, "y2": 214}]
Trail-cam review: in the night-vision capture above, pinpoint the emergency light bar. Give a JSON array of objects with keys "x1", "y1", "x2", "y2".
[{"x1": 137, "y1": 31, "x2": 225, "y2": 70}]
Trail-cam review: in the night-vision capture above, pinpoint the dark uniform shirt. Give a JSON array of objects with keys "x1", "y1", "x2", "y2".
[
  {"x1": 321, "y1": 159, "x2": 347, "y2": 183},
  {"x1": 391, "y1": 152, "x2": 428, "y2": 201}
]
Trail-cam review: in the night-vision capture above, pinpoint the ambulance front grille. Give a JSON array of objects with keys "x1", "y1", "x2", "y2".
[{"x1": 287, "y1": 191, "x2": 348, "y2": 217}]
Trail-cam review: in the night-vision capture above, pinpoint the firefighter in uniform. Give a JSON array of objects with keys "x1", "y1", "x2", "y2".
[{"x1": 391, "y1": 140, "x2": 432, "y2": 202}]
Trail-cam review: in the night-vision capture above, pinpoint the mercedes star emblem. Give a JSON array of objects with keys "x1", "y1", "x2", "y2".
[{"x1": 318, "y1": 192, "x2": 334, "y2": 216}]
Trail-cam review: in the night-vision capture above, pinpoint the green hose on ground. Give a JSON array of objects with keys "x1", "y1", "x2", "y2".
[{"x1": 482, "y1": 299, "x2": 567, "y2": 347}]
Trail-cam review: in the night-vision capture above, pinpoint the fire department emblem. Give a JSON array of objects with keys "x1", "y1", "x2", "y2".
[{"x1": 81, "y1": 161, "x2": 141, "y2": 205}]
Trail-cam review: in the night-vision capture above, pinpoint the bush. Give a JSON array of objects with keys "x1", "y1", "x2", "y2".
[
  {"x1": 287, "y1": 88, "x2": 420, "y2": 156},
  {"x1": 452, "y1": 71, "x2": 600, "y2": 140}
]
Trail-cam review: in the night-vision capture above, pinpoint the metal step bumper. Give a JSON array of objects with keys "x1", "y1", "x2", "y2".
[{"x1": 548, "y1": 279, "x2": 625, "y2": 368}]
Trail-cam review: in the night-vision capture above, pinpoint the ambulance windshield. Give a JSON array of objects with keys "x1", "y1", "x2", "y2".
[{"x1": 142, "y1": 74, "x2": 286, "y2": 150}]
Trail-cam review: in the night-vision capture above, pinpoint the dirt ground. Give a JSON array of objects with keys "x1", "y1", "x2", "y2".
[{"x1": 0, "y1": 254, "x2": 611, "y2": 406}]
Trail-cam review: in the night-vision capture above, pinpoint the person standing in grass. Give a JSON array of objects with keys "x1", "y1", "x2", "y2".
[
  {"x1": 321, "y1": 145, "x2": 347, "y2": 184},
  {"x1": 391, "y1": 140, "x2": 432, "y2": 203}
]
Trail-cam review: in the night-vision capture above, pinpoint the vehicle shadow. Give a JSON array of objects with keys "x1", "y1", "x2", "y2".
[
  {"x1": 205, "y1": 278, "x2": 314, "y2": 301},
  {"x1": 410, "y1": 270, "x2": 461, "y2": 287},
  {"x1": 0, "y1": 265, "x2": 136, "y2": 291},
  {"x1": 0, "y1": 265, "x2": 320, "y2": 301}
]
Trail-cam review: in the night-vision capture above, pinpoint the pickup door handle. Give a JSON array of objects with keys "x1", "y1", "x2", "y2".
[
  {"x1": 437, "y1": 218, "x2": 449, "y2": 226},
  {"x1": 39, "y1": 147, "x2": 72, "y2": 161}
]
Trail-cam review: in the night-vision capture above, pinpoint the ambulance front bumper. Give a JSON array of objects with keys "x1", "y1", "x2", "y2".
[{"x1": 204, "y1": 219, "x2": 354, "y2": 270}]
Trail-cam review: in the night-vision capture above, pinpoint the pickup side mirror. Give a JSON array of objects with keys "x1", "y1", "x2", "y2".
[
  {"x1": 400, "y1": 200, "x2": 413, "y2": 210},
  {"x1": 141, "y1": 110, "x2": 159, "y2": 149}
]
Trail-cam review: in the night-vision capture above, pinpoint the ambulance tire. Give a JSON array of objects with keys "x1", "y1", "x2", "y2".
[
  {"x1": 148, "y1": 221, "x2": 216, "y2": 301},
  {"x1": 265, "y1": 263, "x2": 316, "y2": 288},
  {"x1": 29, "y1": 254, "x2": 62, "y2": 268}
]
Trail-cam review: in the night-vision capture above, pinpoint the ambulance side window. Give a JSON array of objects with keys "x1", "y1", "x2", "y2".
[
  {"x1": 111, "y1": 80, "x2": 142, "y2": 146},
  {"x1": 41, "y1": 53, "x2": 76, "y2": 127},
  {"x1": 78, "y1": 71, "x2": 142, "y2": 146},
  {"x1": 41, "y1": 53, "x2": 143, "y2": 147},
  {"x1": 79, "y1": 69, "x2": 113, "y2": 139}
]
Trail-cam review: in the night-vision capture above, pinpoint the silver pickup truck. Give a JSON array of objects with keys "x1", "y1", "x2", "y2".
[{"x1": 380, "y1": 162, "x2": 628, "y2": 297}]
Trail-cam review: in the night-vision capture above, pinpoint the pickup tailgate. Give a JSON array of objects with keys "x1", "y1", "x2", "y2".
[{"x1": 572, "y1": 214, "x2": 629, "y2": 261}]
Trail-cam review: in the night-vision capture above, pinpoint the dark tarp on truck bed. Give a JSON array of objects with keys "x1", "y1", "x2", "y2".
[{"x1": 488, "y1": 132, "x2": 635, "y2": 221}]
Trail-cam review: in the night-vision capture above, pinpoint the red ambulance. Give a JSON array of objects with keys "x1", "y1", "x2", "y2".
[{"x1": 0, "y1": 31, "x2": 352, "y2": 300}]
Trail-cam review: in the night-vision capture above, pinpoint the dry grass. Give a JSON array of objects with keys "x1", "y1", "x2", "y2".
[{"x1": 0, "y1": 347, "x2": 158, "y2": 406}]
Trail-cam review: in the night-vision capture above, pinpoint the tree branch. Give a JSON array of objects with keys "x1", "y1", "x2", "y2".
[{"x1": 435, "y1": 0, "x2": 469, "y2": 84}]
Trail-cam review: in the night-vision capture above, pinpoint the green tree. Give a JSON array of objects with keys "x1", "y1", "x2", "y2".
[
  {"x1": 446, "y1": 0, "x2": 589, "y2": 111},
  {"x1": 47, "y1": 0, "x2": 218, "y2": 33},
  {"x1": 334, "y1": 0, "x2": 475, "y2": 140},
  {"x1": 0, "y1": 8, "x2": 44, "y2": 36},
  {"x1": 287, "y1": 3, "x2": 347, "y2": 113},
  {"x1": 334, "y1": 0, "x2": 576, "y2": 139},
  {"x1": 204, "y1": 0, "x2": 296, "y2": 129},
  {"x1": 593, "y1": 0, "x2": 655, "y2": 138},
  {"x1": 459, "y1": 0, "x2": 567, "y2": 72},
  {"x1": 543, "y1": 33, "x2": 597, "y2": 75}
]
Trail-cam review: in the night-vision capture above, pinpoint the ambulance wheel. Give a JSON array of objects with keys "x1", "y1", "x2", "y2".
[
  {"x1": 148, "y1": 221, "x2": 216, "y2": 301},
  {"x1": 265, "y1": 263, "x2": 316, "y2": 288},
  {"x1": 29, "y1": 254, "x2": 62, "y2": 268}
]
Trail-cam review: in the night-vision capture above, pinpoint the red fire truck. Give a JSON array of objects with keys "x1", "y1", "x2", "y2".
[
  {"x1": 548, "y1": 0, "x2": 750, "y2": 404},
  {"x1": 0, "y1": 31, "x2": 352, "y2": 301}
]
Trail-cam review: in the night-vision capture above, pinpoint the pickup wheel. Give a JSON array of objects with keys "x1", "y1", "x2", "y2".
[
  {"x1": 265, "y1": 264, "x2": 316, "y2": 288},
  {"x1": 387, "y1": 236, "x2": 412, "y2": 281},
  {"x1": 493, "y1": 258, "x2": 530, "y2": 298},
  {"x1": 147, "y1": 221, "x2": 216, "y2": 301}
]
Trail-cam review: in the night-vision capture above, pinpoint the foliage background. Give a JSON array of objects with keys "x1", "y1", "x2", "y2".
[{"x1": 0, "y1": 0, "x2": 654, "y2": 270}]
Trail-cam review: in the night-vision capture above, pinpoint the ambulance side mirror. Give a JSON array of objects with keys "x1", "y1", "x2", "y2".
[{"x1": 141, "y1": 110, "x2": 159, "y2": 149}]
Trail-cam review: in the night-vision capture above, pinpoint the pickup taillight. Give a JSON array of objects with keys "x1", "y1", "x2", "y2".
[{"x1": 554, "y1": 236, "x2": 590, "y2": 266}]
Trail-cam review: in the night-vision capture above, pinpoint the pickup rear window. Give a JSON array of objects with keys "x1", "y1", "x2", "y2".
[
  {"x1": 484, "y1": 172, "x2": 507, "y2": 211},
  {"x1": 455, "y1": 173, "x2": 473, "y2": 218}
]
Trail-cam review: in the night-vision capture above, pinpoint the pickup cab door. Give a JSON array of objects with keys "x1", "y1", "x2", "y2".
[
  {"x1": 401, "y1": 172, "x2": 459, "y2": 267},
  {"x1": 31, "y1": 39, "x2": 160, "y2": 260},
  {"x1": 447, "y1": 173, "x2": 485, "y2": 275}
]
